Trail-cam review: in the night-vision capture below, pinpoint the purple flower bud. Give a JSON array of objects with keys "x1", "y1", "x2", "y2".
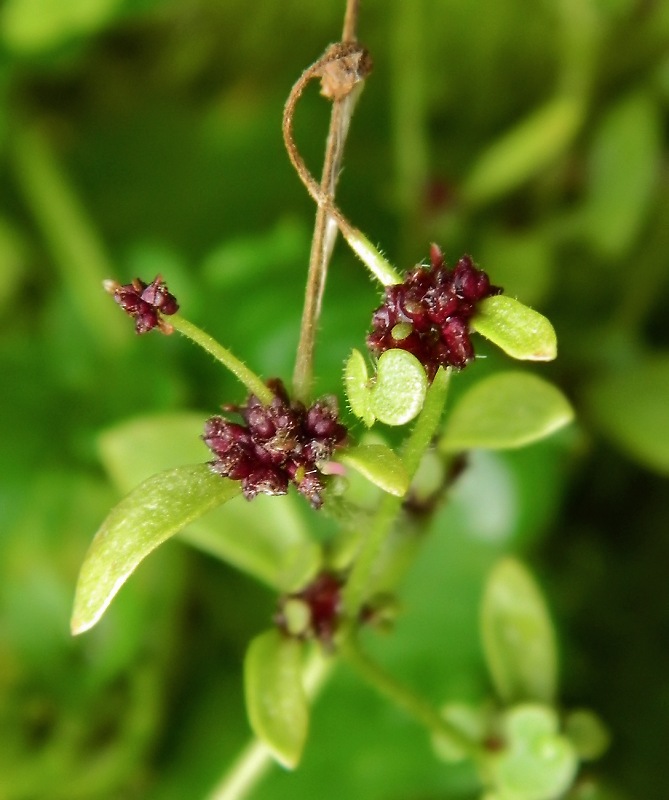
[
  {"x1": 204, "y1": 379, "x2": 348, "y2": 509},
  {"x1": 104, "y1": 275, "x2": 179, "y2": 334}
]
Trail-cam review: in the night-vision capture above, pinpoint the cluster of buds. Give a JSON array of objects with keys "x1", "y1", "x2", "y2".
[
  {"x1": 203, "y1": 379, "x2": 348, "y2": 509},
  {"x1": 367, "y1": 245, "x2": 501, "y2": 380},
  {"x1": 276, "y1": 571, "x2": 344, "y2": 644},
  {"x1": 104, "y1": 275, "x2": 179, "y2": 334}
]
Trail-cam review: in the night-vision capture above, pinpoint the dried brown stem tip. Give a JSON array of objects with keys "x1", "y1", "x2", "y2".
[
  {"x1": 104, "y1": 274, "x2": 179, "y2": 335},
  {"x1": 319, "y1": 42, "x2": 373, "y2": 101}
]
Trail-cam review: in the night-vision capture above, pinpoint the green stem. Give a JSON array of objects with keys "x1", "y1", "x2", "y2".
[
  {"x1": 170, "y1": 316, "x2": 274, "y2": 405},
  {"x1": 342, "y1": 637, "x2": 483, "y2": 763},
  {"x1": 342, "y1": 367, "x2": 450, "y2": 618}
]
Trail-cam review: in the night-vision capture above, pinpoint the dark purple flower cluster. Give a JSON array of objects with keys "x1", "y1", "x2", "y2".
[
  {"x1": 104, "y1": 275, "x2": 179, "y2": 334},
  {"x1": 367, "y1": 245, "x2": 502, "y2": 380},
  {"x1": 203, "y1": 380, "x2": 348, "y2": 509},
  {"x1": 276, "y1": 571, "x2": 344, "y2": 644}
]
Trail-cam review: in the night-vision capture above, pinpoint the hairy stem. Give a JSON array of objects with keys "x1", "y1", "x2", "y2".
[{"x1": 170, "y1": 316, "x2": 274, "y2": 405}]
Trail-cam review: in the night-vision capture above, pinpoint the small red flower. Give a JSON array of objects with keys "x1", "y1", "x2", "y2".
[
  {"x1": 203, "y1": 379, "x2": 348, "y2": 509},
  {"x1": 104, "y1": 274, "x2": 179, "y2": 334},
  {"x1": 367, "y1": 245, "x2": 502, "y2": 380}
]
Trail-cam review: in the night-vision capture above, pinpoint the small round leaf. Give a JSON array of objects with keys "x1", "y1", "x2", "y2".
[
  {"x1": 344, "y1": 349, "x2": 375, "y2": 427},
  {"x1": 481, "y1": 558, "x2": 558, "y2": 704},
  {"x1": 441, "y1": 372, "x2": 574, "y2": 452},
  {"x1": 471, "y1": 296, "x2": 557, "y2": 362},
  {"x1": 244, "y1": 629, "x2": 309, "y2": 769},
  {"x1": 492, "y1": 704, "x2": 578, "y2": 800},
  {"x1": 369, "y1": 349, "x2": 428, "y2": 426}
]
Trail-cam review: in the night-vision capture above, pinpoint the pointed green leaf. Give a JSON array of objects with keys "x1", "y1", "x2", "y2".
[
  {"x1": 462, "y1": 95, "x2": 584, "y2": 207},
  {"x1": 586, "y1": 355, "x2": 669, "y2": 475},
  {"x1": 344, "y1": 349, "x2": 375, "y2": 427},
  {"x1": 441, "y1": 372, "x2": 574, "y2": 452},
  {"x1": 482, "y1": 558, "x2": 558, "y2": 704},
  {"x1": 471, "y1": 296, "x2": 557, "y2": 362},
  {"x1": 98, "y1": 413, "x2": 322, "y2": 591},
  {"x1": 71, "y1": 464, "x2": 240, "y2": 635},
  {"x1": 337, "y1": 443, "x2": 409, "y2": 497},
  {"x1": 244, "y1": 629, "x2": 309, "y2": 769},
  {"x1": 370, "y1": 349, "x2": 428, "y2": 426}
]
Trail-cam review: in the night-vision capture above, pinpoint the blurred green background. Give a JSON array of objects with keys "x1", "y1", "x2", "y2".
[{"x1": 1, "y1": 0, "x2": 668, "y2": 797}]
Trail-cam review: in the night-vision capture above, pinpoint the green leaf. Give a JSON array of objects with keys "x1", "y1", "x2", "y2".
[
  {"x1": 493, "y1": 704, "x2": 578, "y2": 800},
  {"x1": 244, "y1": 629, "x2": 309, "y2": 769},
  {"x1": 471, "y1": 296, "x2": 557, "y2": 362},
  {"x1": 98, "y1": 413, "x2": 322, "y2": 591},
  {"x1": 585, "y1": 355, "x2": 669, "y2": 475},
  {"x1": 369, "y1": 349, "x2": 428, "y2": 426},
  {"x1": 481, "y1": 558, "x2": 558, "y2": 704},
  {"x1": 441, "y1": 372, "x2": 574, "y2": 452},
  {"x1": 584, "y1": 90, "x2": 662, "y2": 258},
  {"x1": 337, "y1": 443, "x2": 410, "y2": 497},
  {"x1": 462, "y1": 95, "x2": 584, "y2": 207},
  {"x1": 344, "y1": 349, "x2": 375, "y2": 427},
  {"x1": 71, "y1": 464, "x2": 240, "y2": 635}
]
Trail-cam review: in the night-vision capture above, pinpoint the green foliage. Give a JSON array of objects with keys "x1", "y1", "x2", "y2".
[
  {"x1": 490, "y1": 704, "x2": 578, "y2": 800},
  {"x1": 481, "y1": 558, "x2": 558, "y2": 705},
  {"x1": 471, "y1": 297, "x2": 557, "y2": 362},
  {"x1": 244, "y1": 630, "x2": 309, "y2": 770},
  {"x1": 2, "y1": 0, "x2": 667, "y2": 797},
  {"x1": 345, "y1": 347, "x2": 428, "y2": 426},
  {"x1": 71, "y1": 465, "x2": 240, "y2": 634},
  {"x1": 441, "y1": 372, "x2": 574, "y2": 452},
  {"x1": 336, "y1": 443, "x2": 409, "y2": 497}
]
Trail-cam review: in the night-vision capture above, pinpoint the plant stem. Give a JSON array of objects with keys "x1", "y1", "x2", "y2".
[
  {"x1": 342, "y1": 367, "x2": 450, "y2": 619},
  {"x1": 292, "y1": 81, "x2": 360, "y2": 402},
  {"x1": 342, "y1": 637, "x2": 483, "y2": 762},
  {"x1": 170, "y1": 316, "x2": 274, "y2": 405},
  {"x1": 292, "y1": 0, "x2": 369, "y2": 402},
  {"x1": 283, "y1": 45, "x2": 400, "y2": 356},
  {"x1": 206, "y1": 647, "x2": 333, "y2": 800}
]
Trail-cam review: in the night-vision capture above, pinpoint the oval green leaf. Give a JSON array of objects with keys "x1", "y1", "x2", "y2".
[
  {"x1": 337, "y1": 443, "x2": 410, "y2": 497},
  {"x1": 471, "y1": 296, "x2": 557, "y2": 362},
  {"x1": 244, "y1": 629, "x2": 309, "y2": 769},
  {"x1": 441, "y1": 372, "x2": 574, "y2": 452},
  {"x1": 481, "y1": 558, "x2": 558, "y2": 704},
  {"x1": 369, "y1": 349, "x2": 428, "y2": 426},
  {"x1": 344, "y1": 348, "x2": 375, "y2": 427},
  {"x1": 585, "y1": 355, "x2": 669, "y2": 475},
  {"x1": 71, "y1": 464, "x2": 240, "y2": 635}
]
